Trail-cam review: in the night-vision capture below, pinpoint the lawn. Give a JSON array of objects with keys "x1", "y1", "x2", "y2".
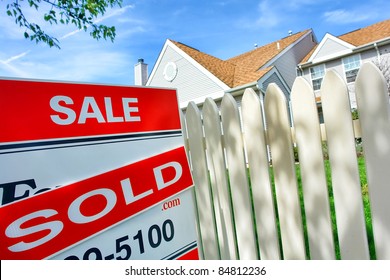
[
  {"x1": 269, "y1": 156, "x2": 375, "y2": 259},
  {"x1": 208, "y1": 151, "x2": 375, "y2": 259}
]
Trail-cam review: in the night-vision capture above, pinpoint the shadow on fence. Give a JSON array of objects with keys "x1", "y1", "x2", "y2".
[{"x1": 182, "y1": 62, "x2": 390, "y2": 260}]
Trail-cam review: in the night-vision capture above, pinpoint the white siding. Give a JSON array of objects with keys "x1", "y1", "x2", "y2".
[
  {"x1": 300, "y1": 42, "x2": 390, "y2": 109},
  {"x1": 272, "y1": 32, "x2": 317, "y2": 89},
  {"x1": 326, "y1": 60, "x2": 344, "y2": 77},
  {"x1": 262, "y1": 72, "x2": 289, "y2": 97},
  {"x1": 313, "y1": 38, "x2": 351, "y2": 61},
  {"x1": 147, "y1": 45, "x2": 226, "y2": 106}
]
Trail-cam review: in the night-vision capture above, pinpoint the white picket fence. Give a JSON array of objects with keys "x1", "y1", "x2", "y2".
[{"x1": 181, "y1": 62, "x2": 390, "y2": 260}]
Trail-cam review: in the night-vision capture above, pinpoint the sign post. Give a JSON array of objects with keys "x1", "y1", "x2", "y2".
[{"x1": 0, "y1": 78, "x2": 198, "y2": 260}]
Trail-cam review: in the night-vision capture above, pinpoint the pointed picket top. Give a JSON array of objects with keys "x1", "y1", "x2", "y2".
[
  {"x1": 185, "y1": 101, "x2": 220, "y2": 260},
  {"x1": 321, "y1": 70, "x2": 369, "y2": 259},
  {"x1": 355, "y1": 62, "x2": 390, "y2": 259},
  {"x1": 264, "y1": 83, "x2": 306, "y2": 259},
  {"x1": 291, "y1": 77, "x2": 335, "y2": 259},
  {"x1": 180, "y1": 110, "x2": 189, "y2": 153},
  {"x1": 203, "y1": 97, "x2": 238, "y2": 260},
  {"x1": 220, "y1": 93, "x2": 258, "y2": 260},
  {"x1": 241, "y1": 88, "x2": 281, "y2": 260}
]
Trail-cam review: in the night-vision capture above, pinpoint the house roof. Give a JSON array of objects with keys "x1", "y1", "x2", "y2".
[
  {"x1": 339, "y1": 18, "x2": 390, "y2": 46},
  {"x1": 170, "y1": 40, "x2": 236, "y2": 87},
  {"x1": 170, "y1": 29, "x2": 311, "y2": 88},
  {"x1": 301, "y1": 18, "x2": 390, "y2": 64}
]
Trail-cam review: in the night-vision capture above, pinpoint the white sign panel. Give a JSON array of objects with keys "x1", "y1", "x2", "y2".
[{"x1": 0, "y1": 79, "x2": 198, "y2": 260}]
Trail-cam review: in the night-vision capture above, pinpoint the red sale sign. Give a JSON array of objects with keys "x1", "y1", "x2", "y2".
[
  {"x1": 0, "y1": 78, "x2": 198, "y2": 260},
  {"x1": 0, "y1": 79, "x2": 181, "y2": 143}
]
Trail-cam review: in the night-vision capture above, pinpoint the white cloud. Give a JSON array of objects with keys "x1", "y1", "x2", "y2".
[
  {"x1": 4, "y1": 0, "x2": 389, "y2": 86},
  {"x1": 235, "y1": 0, "x2": 282, "y2": 30},
  {"x1": 322, "y1": 1, "x2": 390, "y2": 25},
  {"x1": 0, "y1": 60, "x2": 30, "y2": 77},
  {"x1": 53, "y1": 51, "x2": 130, "y2": 82},
  {"x1": 0, "y1": 3, "x2": 137, "y2": 84},
  {"x1": 94, "y1": 4, "x2": 135, "y2": 24},
  {"x1": 241, "y1": 0, "x2": 328, "y2": 30},
  {"x1": 172, "y1": 7, "x2": 188, "y2": 17},
  {"x1": 286, "y1": 0, "x2": 328, "y2": 9},
  {"x1": 60, "y1": 4, "x2": 135, "y2": 40},
  {"x1": 323, "y1": 9, "x2": 372, "y2": 24},
  {"x1": 2, "y1": 46, "x2": 132, "y2": 84},
  {"x1": 255, "y1": 0, "x2": 281, "y2": 28},
  {"x1": 1, "y1": 51, "x2": 31, "y2": 64},
  {"x1": 0, "y1": 51, "x2": 32, "y2": 77}
]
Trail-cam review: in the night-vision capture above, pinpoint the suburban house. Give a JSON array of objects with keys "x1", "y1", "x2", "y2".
[
  {"x1": 139, "y1": 29, "x2": 317, "y2": 110},
  {"x1": 298, "y1": 19, "x2": 390, "y2": 121}
]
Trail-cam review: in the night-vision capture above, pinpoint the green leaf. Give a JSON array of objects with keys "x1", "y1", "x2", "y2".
[{"x1": 9, "y1": 0, "x2": 123, "y2": 48}]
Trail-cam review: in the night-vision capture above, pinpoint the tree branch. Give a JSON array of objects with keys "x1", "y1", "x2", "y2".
[{"x1": 5, "y1": 0, "x2": 122, "y2": 48}]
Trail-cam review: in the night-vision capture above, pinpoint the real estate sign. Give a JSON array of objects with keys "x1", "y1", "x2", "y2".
[{"x1": 0, "y1": 79, "x2": 198, "y2": 260}]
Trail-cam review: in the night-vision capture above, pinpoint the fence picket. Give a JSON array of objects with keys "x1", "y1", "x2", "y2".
[
  {"x1": 264, "y1": 84, "x2": 306, "y2": 259},
  {"x1": 355, "y1": 62, "x2": 390, "y2": 259},
  {"x1": 291, "y1": 77, "x2": 335, "y2": 259},
  {"x1": 180, "y1": 111, "x2": 189, "y2": 153},
  {"x1": 321, "y1": 70, "x2": 369, "y2": 259},
  {"x1": 203, "y1": 97, "x2": 238, "y2": 260},
  {"x1": 220, "y1": 93, "x2": 258, "y2": 260},
  {"x1": 241, "y1": 88, "x2": 281, "y2": 260},
  {"x1": 183, "y1": 63, "x2": 390, "y2": 260},
  {"x1": 185, "y1": 102, "x2": 220, "y2": 260}
]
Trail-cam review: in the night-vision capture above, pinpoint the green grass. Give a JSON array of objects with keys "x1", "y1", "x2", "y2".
[
  {"x1": 266, "y1": 157, "x2": 376, "y2": 260},
  {"x1": 208, "y1": 152, "x2": 375, "y2": 260},
  {"x1": 358, "y1": 158, "x2": 376, "y2": 259}
]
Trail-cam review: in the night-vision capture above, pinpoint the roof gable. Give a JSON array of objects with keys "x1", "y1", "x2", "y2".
[
  {"x1": 307, "y1": 33, "x2": 354, "y2": 63},
  {"x1": 169, "y1": 30, "x2": 312, "y2": 88},
  {"x1": 170, "y1": 40, "x2": 236, "y2": 87},
  {"x1": 227, "y1": 30, "x2": 311, "y2": 86},
  {"x1": 146, "y1": 40, "x2": 231, "y2": 91},
  {"x1": 301, "y1": 19, "x2": 390, "y2": 65}
]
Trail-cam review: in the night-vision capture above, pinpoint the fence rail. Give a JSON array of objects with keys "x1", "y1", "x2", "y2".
[{"x1": 182, "y1": 62, "x2": 390, "y2": 260}]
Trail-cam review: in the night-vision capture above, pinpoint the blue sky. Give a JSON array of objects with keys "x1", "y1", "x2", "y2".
[{"x1": 1, "y1": 0, "x2": 390, "y2": 85}]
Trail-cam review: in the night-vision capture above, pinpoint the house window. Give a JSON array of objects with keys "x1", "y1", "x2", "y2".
[
  {"x1": 310, "y1": 64, "x2": 325, "y2": 91},
  {"x1": 343, "y1": 54, "x2": 361, "y2": 83}
]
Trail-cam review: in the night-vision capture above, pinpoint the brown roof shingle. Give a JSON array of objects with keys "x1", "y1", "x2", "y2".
[
  {"x1": 170, "y1": 40, "x2": 236, "y2": 87},
  {"x1": 171, "y1": 30, "x2": 311, "y2": 88},
  {"x1": 339, "y1": 18, "x2": 390, "y2": 46},
  {"x1": 301, "y1": 18, "x2": 390, "y2": 64}
]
